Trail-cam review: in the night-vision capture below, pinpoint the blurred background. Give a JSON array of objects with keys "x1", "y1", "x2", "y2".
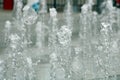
[{"x1": 0, "y1": 0, "x2": 119, "y2": 12}]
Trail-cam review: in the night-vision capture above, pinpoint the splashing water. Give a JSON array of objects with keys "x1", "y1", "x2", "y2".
[
  {"x1": 23, "y1": 6, "x2": 38, "y2": 25},
  {"x1": 4, "y1": 21, "x2": 12, "y2": 46},
  {"x1": 13, "y1": 0, "x2": 23, "y2": 21},
  {"x1": 1, "y1": 0, "x2": 120, "y2": 80}
]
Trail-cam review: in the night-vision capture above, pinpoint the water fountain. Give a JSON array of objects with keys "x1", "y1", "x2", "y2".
[
  {"x1": 2, "y1": 0, "x2": 36, "y2": 79},
  {"x1": 49, "y1": 0, "x2": 74, "y2": 79},
  {"x1": 4, "y1": 21, "x2": 12, "y2": 46},
  {"x1": 35, "y1": 0, "x2": 47, "y2": 50},
  {"x1": 48, "y1": 7, "x2": 61, "y2": 80},
  {"x1": 13, "y1": 0, "x2": 23, "y2": 21},
  {"x1": 3, "y1": 33, "x2": 35, "y2": 80},
  {"x1": 117, "y1": 9, "x2": 120, "y2": 30},
  {"x1": 77, "y1": 0, "x2": 97, "y2": 79},
  {"x1": 1, "y1": 0, "x2": 120, "y2": 80},
  {"x1": 0, "y1": 60, "x2": 6, "y2": 80},
  {"x1": 96, "y1": 1, "x2": 120, "y2": 79},
  {"x1": 64, "y1": 0, "x2": 73, "y2": 30}
]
